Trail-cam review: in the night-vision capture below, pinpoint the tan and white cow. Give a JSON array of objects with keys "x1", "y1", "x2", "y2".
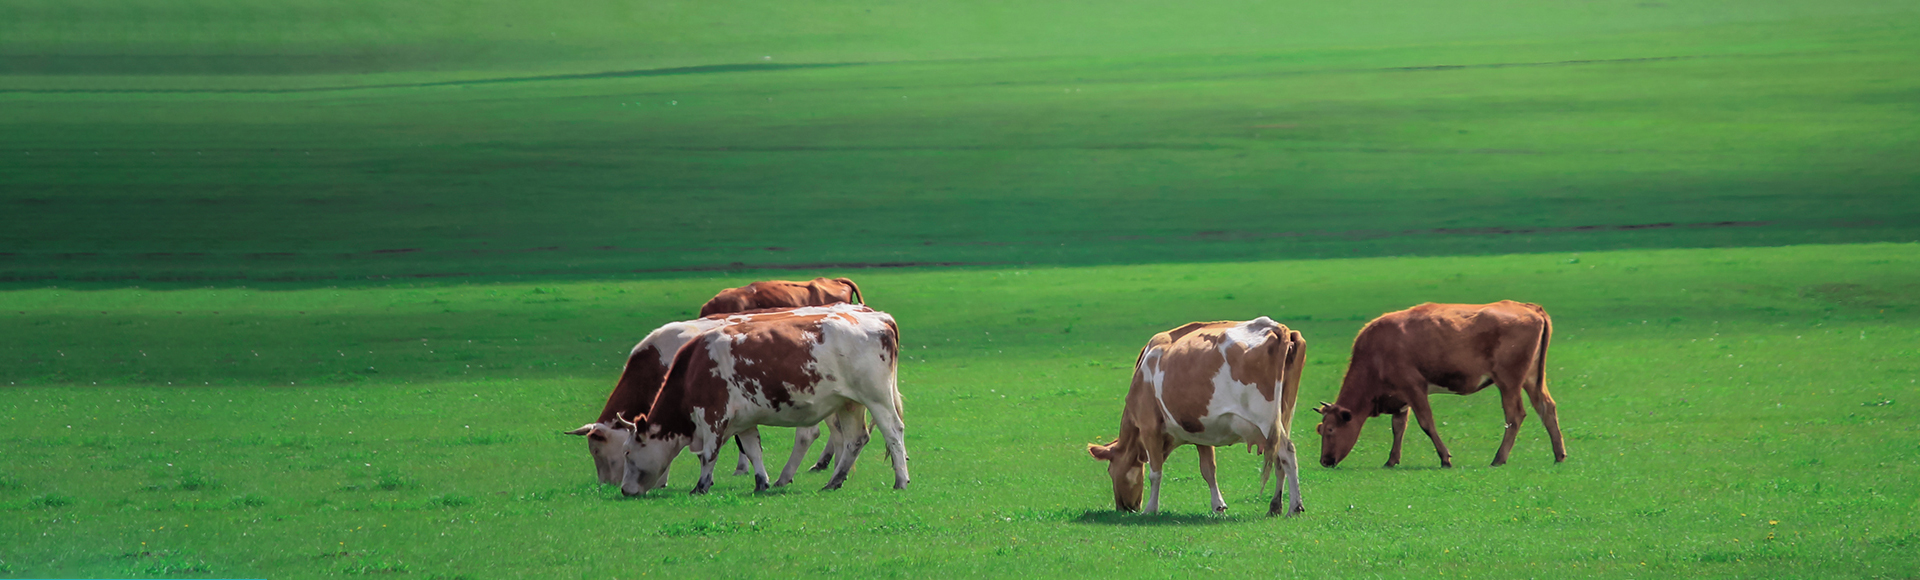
[
  {"x1": 620, "y1": 305, "x2": 907, "y2": 496},
  {"x1": 1088, "y1": 317, "x2": 1308, "y2": 516}
]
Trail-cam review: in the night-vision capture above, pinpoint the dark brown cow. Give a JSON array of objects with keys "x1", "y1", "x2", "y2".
[
  {"x1": 1313, "y1": 301, "x2": 1565, "y2": 468},
  {"x1": 698, "y1": 277, "x2": 863, "y2": 317}
]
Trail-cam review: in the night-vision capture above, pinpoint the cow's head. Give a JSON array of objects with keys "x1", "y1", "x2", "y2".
[
  {"x1": 619, "y1": 425, "x2": 689, "y2": 497},
  {"x1": 1087, "y1": 439, "x2": 1145, "y2": 512},
  {"x1": 563, "y1": 415, "x2": 636, "y2": 485},
  {"x1": 1313, "y1": 402, "x2": 1362, "y2": 467}
]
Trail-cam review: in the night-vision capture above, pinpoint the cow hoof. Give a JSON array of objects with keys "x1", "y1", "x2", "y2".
[
  {"x1": 732, "y1": 467, "x2": 749, "y2": 476},
  {"x1": 1383, "y1": 461, "x2": 1398, "y2": 468},
  {"x1": 893, "y1": 480, "x2": 909, "y2": 490},
  {"x1": 1440, "y1": 461, "x2": 1454, "y2": 468},
  {"x1": 1491, "y1": 460, "x2": 1506, "y2": 467},
  {"x1": 808, "y1": 462, "x2": 831, "y2": 472},
  {"x1": 754, "y1": 475, "x2": 771, "y2": 492},
  {"x1": 772, "y1": 477, "x2": 793, "y2": 487},
  {"x1": 1214, "y1": 506, "x2": 1228, "y2": 514}
]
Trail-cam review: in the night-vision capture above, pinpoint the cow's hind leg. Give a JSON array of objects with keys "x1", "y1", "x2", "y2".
[
  {"x1": 1275, "y1": 437, "x2": 1305, "y2": 516},
  {"x1": 1385, "y1": 409, "x2": 1409, "y2": 468},
  {"x1": 773, "y1": 424, "x2": 819, "y2": 487},
  {"x1": 822, "y1": 405, "x2": 870, "y2": 491},
  {"x1": 866, "y1": 400, "x2": 911, "y2": 490},
  {"x1": 737, "y1": 428, "x2": 773, "y2": 492},
  {"x1": 1527, "y1": 381, "x2": 1568, "y2": 463},
  {"x1": 732, "y1": 436, "x2": 751, "y2": 476},
  {"x1": 1197, "y1": 446, "x2": 1227, "y2": 513},
  {"x1": 691, "y1": 439, "x2": 723, "y2": 495},
  {"x1": 1491, "y1": 384, "x2": 1527, "y2": 467}
]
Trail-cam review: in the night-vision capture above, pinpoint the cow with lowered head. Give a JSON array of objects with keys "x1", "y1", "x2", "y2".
[
  {"x1": 1314, "y1": 301, "x2": 1565, "y2": 468},
  {"x1": 698, "y1": 277, "x2": 863, "y2": 318},
  {"x1": 620, "y1": 304, "x2": 907, "y2": 496},
  {"x1": 1088, "y1": 318, "x2": 1308, "y2": 516}
]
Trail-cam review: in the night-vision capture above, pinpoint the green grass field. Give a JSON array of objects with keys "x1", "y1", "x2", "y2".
[
  {"x1": 3, "y1": 245, "x2": 1917, "y2": 577},
  {"x1": 4, "y1": 0, "x2": 1919, "y2": 577}
]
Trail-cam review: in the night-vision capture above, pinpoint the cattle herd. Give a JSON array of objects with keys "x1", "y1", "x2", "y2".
[{"x1": 567, "y1": 277, "x2": 1565, "y2": 518}]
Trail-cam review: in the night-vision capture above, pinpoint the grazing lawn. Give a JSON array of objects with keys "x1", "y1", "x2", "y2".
[{"x1": 2, "y1": 243, "x2": 1916, "y2": 577}]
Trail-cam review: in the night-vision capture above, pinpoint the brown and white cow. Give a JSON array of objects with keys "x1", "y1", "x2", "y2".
[
  {"x1": 1313, "y1": 301, "x2": 1565, "y2": 469},
  {"x1": 1087, "y1": 317, "x2": 1308, "y2": 516},
  {"x1": 620, "y1": 304, "x2": 906, "y2": 496},
  {"x1": 563, "y1": 313, "x2": 835, "y2": 489},
  {"x1": 698, "y1": 277, "x2": 864, "y2": 318}
]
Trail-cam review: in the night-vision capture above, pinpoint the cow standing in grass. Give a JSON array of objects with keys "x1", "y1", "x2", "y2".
[
  {"x1": 565, "y1": 308, "x2": 843, "y2": 489},
  {"x1": 620, "y1": 305, "x2": 907, "y2": 495},
  {"x1": 698, "y1": 277, "x2": 864, "y2": 317},
  {"x1": 1313, "y1": 301, "x2": 1564, "y2": 468},
  {"x1": 1088, "y1": 318, "x2": 1308, "y2": 516}
]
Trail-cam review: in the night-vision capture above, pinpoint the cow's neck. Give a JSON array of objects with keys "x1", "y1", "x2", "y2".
[{"x1": 641, "y1": 374, "x2": 700, "y2": 439}]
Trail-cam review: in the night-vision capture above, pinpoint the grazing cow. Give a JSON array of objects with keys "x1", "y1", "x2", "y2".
[
  {"x1": 698, "y1": 277, "x2": 864, "y2": 318},
  {"x1": 1313, "y1": 301, "x2": 1564, "y2": 468},
  {"x1": 1087, "y1": 318, "x2": 1308, "y2": 516},
  {"x1": 563, "y1": 312, "x2": 835, "y2": 488},
  {"x1": 619, "y1": 305, "x2": 906, "y2": 496}
]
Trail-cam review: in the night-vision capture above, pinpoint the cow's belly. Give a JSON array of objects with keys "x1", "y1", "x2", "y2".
[
  {"x1": 1165, "y1": 413, "x2": 1252, "y2": 447},
  {"x1": 732, "y1": 397, "x2": 844, "y2": 430}
]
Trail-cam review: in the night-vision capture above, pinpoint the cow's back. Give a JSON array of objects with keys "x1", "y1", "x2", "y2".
[
  {"x1": 1354, "y1": 302, "x2": 1547, "y2": 382},
  {"x1": 1136, "y1": 318, "x2": 1290, "y2": 444}
]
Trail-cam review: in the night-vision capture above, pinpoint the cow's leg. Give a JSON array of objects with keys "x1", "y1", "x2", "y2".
[
  {"x1": 737, "y1": 428, "x2": 773, "y2": 492},
  {"x1": 822, "y1": 405, "x2": 870, "y2": 491},
  {"x1": 1142, "y1": 437, "x2": 1171, "y2": 514},
  {"x1": 1528, "y1": 385, "x2": 1568, "y2": 463},
  {"x1": 866, "y1": 400, "x2": 911, "y2": 490},
  {"x1": 809, "y1": 422, "x2": 837, "y2": 472},
  {"x1": 691, "y1": 437, "x2": 723, "y2": 495},
  {"x1": 1196, "y1": 446, "x2": 1227, "y2": 513},
  {"x1": 732, "y1": 435, "x2": 751, "y2": 476},
  {"x1": 1408, "y1": 395, "x2": 1454, "y2": 468},
  {"x1": 1274, "y1": 437, "x2": 1305, "y2": 517},
  {"x1": 773, "y1": 424, "x2": 819, "y2": 487},
  {"x1": 1385, "y1": 409, "x2": 1409, "y2": 468},
  {"x1": 1492, "y1": 384, "x2": 1527, "y2": 467}
]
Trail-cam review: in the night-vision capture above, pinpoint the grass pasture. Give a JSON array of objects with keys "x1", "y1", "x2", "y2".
[{"x1": 2, "y1": 244, "x2": 1918, "y2": 577}]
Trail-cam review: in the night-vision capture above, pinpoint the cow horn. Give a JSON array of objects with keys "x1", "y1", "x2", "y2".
[
  {"x1": 1313, "y1": 402, "x2": 1332, "y2": 414},
  {"x1": 614, "y1": 412, "x2": 638, "y2": 431},
  {"x1": 563, "y1": 424, "x2": 594, "y2": 436}
]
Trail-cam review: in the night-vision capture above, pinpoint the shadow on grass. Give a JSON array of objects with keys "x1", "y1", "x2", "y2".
[{"x1": 1069, "y1": 509, "x2": 1238, "y2": 526}]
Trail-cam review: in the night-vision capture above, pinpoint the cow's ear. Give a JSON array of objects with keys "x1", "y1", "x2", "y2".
[
  {"x1": 563, "y1": 424, "x2": 594, "y2": 436},
  {"x1": 1337, "y1": 408, "x2": 1353, "y2": 423},
  {"x1": 1087, "y1": 442, "x2": 1116, "y2": 462}
]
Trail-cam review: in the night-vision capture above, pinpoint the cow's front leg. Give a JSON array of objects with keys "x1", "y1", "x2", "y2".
[
  {"x1": 1409, "y1": 395, "x2": 1453, "y2": 468},
  {"x1": 737, "y1": 428, "x2": 773, "y2": 492},
  {"x1": 1197, "y1": 446, "x2": 1227, "y2": 513},
  {"x1": 1142, "y1": 438, "x2": 1170, "y2": 514},
  {"x1": 774, "y1": 425, "x2": 819, "y2": 487},
  {"x1": 691, "y1": 440, "x2": 722, "y2": 495},
  {"x1": 809, "y1": 423, "x2": 837, "y2": 472},
  {"x1": 1385, "y1": 409, "x2": 1409, "y2": 468},
  {"x1": 822, "y1": 406, "x2": 869, "y2": 491}
]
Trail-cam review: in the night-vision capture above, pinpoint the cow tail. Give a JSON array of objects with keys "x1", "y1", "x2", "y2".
[
  {"x1": 1281, "y1": 330, "x2": 1306, "y2": 434},
  {"x1": 1533, "y1": 306, "x2": 1552, "y2": 392},
  {"x1": 837, "y1": 278, "x2": 864, "y2": 305}
]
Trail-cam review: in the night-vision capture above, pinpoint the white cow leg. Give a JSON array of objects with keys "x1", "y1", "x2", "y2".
[
  {"x1": 774, "y1": 425, "x2": 819, "y2": 487},
  {"x1": 823, "y1": 406, "x2": 870, "y2": 491},
  {"x1": 1274, "y1": 438, "x2": 1306, "y2": 517},
  {"x1": 737, "y1": 428, "x2": 773, "y2": 492},
  {"x1": 691, "y1": 438, "x2": 722, "y2": 495},
  {"x1": 732, "y1": 434, "x2": 751, "y2": 476},
  {"x1": 1143, "y1": 468, "x2": 1164, "y2": 514},
  {"x1": 867, "y1": 400, "x2": 911, "y2": 490}
]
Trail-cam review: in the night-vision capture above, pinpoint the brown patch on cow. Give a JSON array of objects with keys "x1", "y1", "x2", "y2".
[
  {"x1": 1225, "y1": 337, "x2": 1284, "y2": 402},
  {"x1": 596, "y1": 344, "x2": 669, "y2": 423},
  {"x1": 725, "y1": 317, "x2": 828, "y2": 409},
  {"x1": 1154, "y1": 325, "x2": 1233, "y2": 434},
  {"x1": 698, "y1": 278, "x2": 863, "y2": 317},
  {"x1": 647, "y1": 339, "x2": 728, "y2": 439}
]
